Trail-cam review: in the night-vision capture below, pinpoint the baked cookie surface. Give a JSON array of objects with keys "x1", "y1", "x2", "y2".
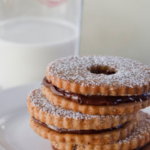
[
  {"x1": 30, "y1": 111, "x2": 150, "y2": 149},
  {"x1": 30, "y1": 116, "x2": 138, "y2": 144},
  {"x1": 43, "y1": 86, "x2": 150, "y2": 115},
  {"x1": 46, "y1": 56, "x2": 150, "y2": 96},
  {"x1": 27, "y1": 55, "x2": 150, "y2": 150},
  {"x1": 27, "y1": 87, "x2": 139, "y2": 130}
]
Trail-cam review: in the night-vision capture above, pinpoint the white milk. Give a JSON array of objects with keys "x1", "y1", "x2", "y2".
[{"x1": 0, "y1": 17, "x2": 79, "y2": 89}]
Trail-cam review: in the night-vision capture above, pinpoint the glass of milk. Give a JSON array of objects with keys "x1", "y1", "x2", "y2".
[{"x1": 0, "y1": 0, "x2": 83, "y2": 89}]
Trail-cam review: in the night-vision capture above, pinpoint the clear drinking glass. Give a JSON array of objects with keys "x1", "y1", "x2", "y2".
[{"x1": 0, "y1": 0, "x2": 83, "y2": 89}]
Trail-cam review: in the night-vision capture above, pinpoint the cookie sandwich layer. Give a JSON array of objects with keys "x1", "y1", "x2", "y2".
[
  {"x1": 27, "y1": 87, "x2": 139, "y2": 130},
  {"x1": 46, "y1": 56, "x2": 150, "y2": 96},
  {"x1": 43, "y1": 85, "x2": 150, "y2": 115},
  {"x1": 50, "y1": 111, "x2": 150, "y2": 150}
]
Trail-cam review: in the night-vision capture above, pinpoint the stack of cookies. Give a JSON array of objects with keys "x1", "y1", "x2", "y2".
[{"x1": 27, "y1": 56, "x2": 150, "y2": 150}]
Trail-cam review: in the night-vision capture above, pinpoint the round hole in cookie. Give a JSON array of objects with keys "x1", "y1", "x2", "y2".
[{"x1": 88, "y1": 65, "x2": 116, "y2": 75}]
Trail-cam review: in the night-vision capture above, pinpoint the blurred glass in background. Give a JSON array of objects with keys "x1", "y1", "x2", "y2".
[
  {"x1": 0, "y1": 0, "x2": 83, "y2": 89},
  {"x1": 0, "y1": 0, "x2": 150, "y2": 89},
  {"x1": 81, "y1": 0, "x2": 150, "y2": 66}
]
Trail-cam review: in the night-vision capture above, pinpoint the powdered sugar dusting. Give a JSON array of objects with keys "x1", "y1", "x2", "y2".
[
  {"x1": 28, "y1": 87, "x2": 121, "y2": 120},
  {"x1": 116, "y1": 111, "x2": 150, "y2": 145},
  {"x1": 48, "y1": 56, "x2": 150, "y2": 88}
]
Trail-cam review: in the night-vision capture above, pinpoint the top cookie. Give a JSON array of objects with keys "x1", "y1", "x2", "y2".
[{"x1": 46, "y1": 56, "x2": 150, "y2": 96}]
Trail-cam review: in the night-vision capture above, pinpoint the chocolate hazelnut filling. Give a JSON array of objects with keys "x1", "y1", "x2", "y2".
[
  {"x1": 43, "y1": 77, "x2": 150, "y2": 106},
  {"x1": 33, "y1": 117, "x2": 123, "y2": 134}
]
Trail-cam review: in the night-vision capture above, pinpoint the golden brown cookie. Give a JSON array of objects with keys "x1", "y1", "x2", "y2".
[
  {"x1": 28, "y1": 87, "x2": 139, "y2": 130},
  {"x1": 50, "y1": 111, "x2": 150, "y2": 150},
  {"x1": 51, "y1": 142, "x2": 150, "y2": 150},
  {"x1": 43, "y1": 86, "x2": 150, "y2": 115},
  {"x1": 30, "y1": 116, "x2": 138, "y2": 145},
  {"x1": 46, "y1": 56, "x2": 150, "y2": 96}
]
